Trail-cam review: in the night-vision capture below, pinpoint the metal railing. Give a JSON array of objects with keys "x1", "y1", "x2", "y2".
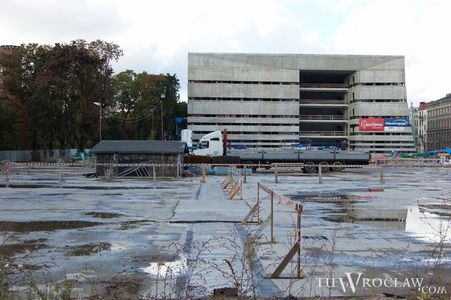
[
  {"x1": 300, "y1": 115, "x2": 346, "y2": 121},
  {"x1": 300, "y1": 99, "x2": 347, "y2": 105},
  {"x1": 300, "y1": 83, "x2": 349, "y2": 88},
  {"x1": 299, "y1": 131, "x2": 346, "y2": 136}
]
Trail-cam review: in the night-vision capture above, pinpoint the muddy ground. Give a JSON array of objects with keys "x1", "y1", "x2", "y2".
[{"x1": 0, "y1": 166, "x2": 450, "y2": 299}]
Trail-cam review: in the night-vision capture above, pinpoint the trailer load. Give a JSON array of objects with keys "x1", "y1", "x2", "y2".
[{"x1": 182, "y1": 130, "x2": 370, "y2": 171}]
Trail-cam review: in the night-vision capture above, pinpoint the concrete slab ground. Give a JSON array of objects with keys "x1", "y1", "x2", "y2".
[{"x1": 0, "y1": 166, "x2": 450, "y2": 299}]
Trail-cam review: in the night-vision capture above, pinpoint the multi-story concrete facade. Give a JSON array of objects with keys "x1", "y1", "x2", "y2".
[
  {"x1": 418, "y1": 102, "x2": 427, "y2": 153},
  {"x1": 426, "y1": 94, "x2": 451, "y2": 151},
  {"x1": 187, "y1": 53, "x2": 415, "y2": 153}
]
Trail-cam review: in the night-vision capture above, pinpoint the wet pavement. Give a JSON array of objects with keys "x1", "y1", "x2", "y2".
[{"x1": 0, "y1": 166, "x2": 450, "y2": 298}]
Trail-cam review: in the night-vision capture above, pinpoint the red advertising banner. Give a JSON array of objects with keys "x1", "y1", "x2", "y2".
[{"x1": 359, "y1": 118, "x2": 384, "y2": 132}]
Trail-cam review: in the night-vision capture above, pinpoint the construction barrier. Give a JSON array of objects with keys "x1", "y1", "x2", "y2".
[
  {"x1": 241, "y1": 182, "x2": 304, "y2": 278},
  {"x1": 247, "y1": 183, "x2": 301, "y2": 243},
  {"x1": 221, "y1": 166, "x2": 244, "y2": 200},
  {"x1": 2, "y1": 159, "x2": 450, "y2": 184},
  {"x1": 3, "y1": 159, "x2": 451, "y2": 170},
  {"x1": 271, "y1": 203, "x2": 304, "y2": 279}
]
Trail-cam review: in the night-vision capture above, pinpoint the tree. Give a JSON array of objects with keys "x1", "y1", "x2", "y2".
[
  {"x1": 0, "y1": 40, "x2": 122, "y2": 153},
  {"x1": 109, "y1": 71, "x2": 183, "y2": 140}
]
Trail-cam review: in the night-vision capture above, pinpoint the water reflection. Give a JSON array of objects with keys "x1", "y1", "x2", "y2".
[
  {"x1": 405, "y1": 206, "x2": 451, "y2": 244},
  {"x1": 142, "y1": 256, "x2": 187, "y2": 277}
]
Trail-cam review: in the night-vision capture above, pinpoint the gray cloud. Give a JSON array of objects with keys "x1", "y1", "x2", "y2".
[{"x1": 1, "y1": 0, "x2": 450, "y2": 105}]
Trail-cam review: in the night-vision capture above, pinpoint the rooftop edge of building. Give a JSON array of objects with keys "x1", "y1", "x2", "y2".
[{"x1": 188, "y1": 52, "x2": 405, "y2": 59}]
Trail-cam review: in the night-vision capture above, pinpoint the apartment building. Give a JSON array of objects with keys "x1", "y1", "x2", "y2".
[
  {"x1": 426, "y1": 94, "x2": 451, "y2": 151},
  {"x1": 409, "y1": 104, "x2": 420, "y2": 152},
  {"x1": 418, "y1": 102, "x2": 427, "y2": 153}
]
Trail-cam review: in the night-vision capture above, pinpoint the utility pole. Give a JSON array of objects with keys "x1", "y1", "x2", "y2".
[
  {"x1": 93, "y1": 101, "x2": 102, "y2": 141},
  {"x1": 160, "y1": 87, "x2": 166, "y2": 140}
]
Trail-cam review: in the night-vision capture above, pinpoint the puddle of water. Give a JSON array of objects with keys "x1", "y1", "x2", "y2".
[
  {"x1": 323, "y1": 208, "x2": 408, "y2": 230},
  {"x1": 290, "y1": 193, "x2": 360, "y2": 203},
  {"x1": 405, "y1": 206, "x2": 451, "y2": 243},
  {"x1": 142, "y1": 256, "x2": 187, "y2": 277},
  {"x1": 289, "y1": 188, "x2": 383, "y2": 203},
  {"x1": 418, "y1": 203, "x2": 451, "y2": 217}
]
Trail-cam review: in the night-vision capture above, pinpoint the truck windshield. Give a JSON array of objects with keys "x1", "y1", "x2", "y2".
[{"x1": 200, "y1": 141, "x2": 209, "y2": 149}]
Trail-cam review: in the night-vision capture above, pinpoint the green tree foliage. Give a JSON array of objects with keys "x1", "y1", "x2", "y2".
[
  {"x1": 0, "y1": 40, "x2": 122, "y2": 152},
  {"x1": 107, "y1": 70, "x2": 184, "y2": 140},
  {"x1": 0, "y1": 40, "x2": 186, "y2": 153}
]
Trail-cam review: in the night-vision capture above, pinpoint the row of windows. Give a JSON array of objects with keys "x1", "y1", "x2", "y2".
[
  {"x1": 189, "y1": 80, "x2": 298, "y2": 85},
  {"x1": 349, "y1": 116, "x2": 407, "y2": 120},
  {"x1": 188, "y1": 97, "x2": 298, "y2": 102},
  {"x1": 349, "y1": 99, "x2": 407, "y2": 103},
  {"x1": 189, "y1": 123, "x2": 299, "y2": 127},
  {"x1": 188, "y1": 114, "x2": 298, "y2": 118},
  {"x1": 193, "y1": 131, "x2": 412, "y2": 137},
  {"x1": 356, "y1": 82, "x2": 405, "y2": 86},
  {"x1": 427, "y1": 130, "x2": 451, "y2": 138},
  {"x1": 192, "y1": 140, "x2": 299, "y2": 146},
  {"x1": 188, "y1": 97, "x2": 407, "y2": 104},
  {"x1": 351, "y1": 92, "x2": 406, "y2": 101},
  {"x1": 349, "y1": 141, "x2": 415, "y2": 144},
  {"x1": 349, "y1": 132, "x2": 412, "y2": 136},
  {"x1": 428, "y1": 118, "x2": 451, "y2": 129},
  {"x1": 352, "y1": 145, "x2": 414, "y2": 149},
  {"x1": 190, "y1": 80, "x2": 404, "y2": 87},
  {"x1": 427, "y1": 105, "x2": 451, "y2": 117},
  {"x1": 193, "y1": 131, "x2": 299, "y2": 135}
]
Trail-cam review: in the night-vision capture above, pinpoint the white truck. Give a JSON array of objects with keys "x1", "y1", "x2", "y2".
[{"x1": 184, "y1": 130, "x2": 370, "y2": 171}]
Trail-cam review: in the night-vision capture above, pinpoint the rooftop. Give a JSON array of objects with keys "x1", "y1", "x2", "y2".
[
  {"x1": 427, "y1": 93, "x2": 451, "y2": 107},
  {"x1": 91, "y1": 140, "x2": 186, "y2": 154}
]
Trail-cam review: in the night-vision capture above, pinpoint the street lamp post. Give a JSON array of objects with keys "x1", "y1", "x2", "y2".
[
  {"x1": 160, "y1": 87, "x2": 166, "y2": 140},
  {"x1": 148, "y1": 104, "x2": 159, "y2": 139},
  {"x1": 93, "y1": 102, "x2": 102, "y2": 141}
]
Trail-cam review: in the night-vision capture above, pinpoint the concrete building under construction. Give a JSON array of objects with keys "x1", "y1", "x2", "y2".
[{"x1": 187, "y1": 53, "x2": 415, "y2": 153}]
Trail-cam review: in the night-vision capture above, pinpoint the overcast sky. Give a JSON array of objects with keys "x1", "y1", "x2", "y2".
[{"x1": 1, "y1": 0, "x2": 449, "y2": 106}]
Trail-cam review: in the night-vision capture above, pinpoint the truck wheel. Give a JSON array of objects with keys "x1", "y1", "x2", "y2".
[
  {"x1": 303, "y1": 161, "x2": 316, "y2": 173},
  {"x1": 244, "y1": 161, "x2": 257, "y2": 173},
  {"x1": 318, "y1": 161, "x2": 331, "y2": 172},
  {"x1": 331, "y1": 161, "x2": 344, "y2": 172}
]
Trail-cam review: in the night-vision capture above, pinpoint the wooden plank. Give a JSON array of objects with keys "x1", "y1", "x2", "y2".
[
  {"x1": 253, "y1": 214, "x2": 271, "y2": 240},
  {"x1": 270, "y1": 242, "x2": 301, "y2": 278},
  {"x1": 241, "y1": 202, "x2": 259, "y2": 224},
  {"x1": 258, "y1": 183, "x2": 273, "y2": 195},
  {"x1": 229, "y1": 184, "x2": 241, "y2": 200}
]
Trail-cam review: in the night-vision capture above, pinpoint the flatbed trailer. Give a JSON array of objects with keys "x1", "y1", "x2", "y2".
[
  {"x1": 228, "y1": 148, "x2": 369, "y2": 165},
  {"x1": 183, "y1": 130, "x2": 370, "y2": 171}
]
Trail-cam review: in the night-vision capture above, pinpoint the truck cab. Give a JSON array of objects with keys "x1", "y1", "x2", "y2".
[{"x1": 193, "y1": 131, "x2": 224, "y2": 156}]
